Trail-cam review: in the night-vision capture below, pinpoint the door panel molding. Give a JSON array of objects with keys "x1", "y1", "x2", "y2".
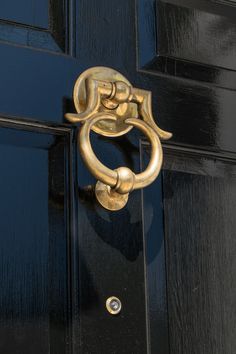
[
  {"x1": 162, "y1": 146, "x2": 236, "y2": 354},
  {"x1": 0, "y1": 0, "x2": 75, "y2": 54},
  {"x1": 137, "y1": 0, "x2": 236, "y2": 89},
  {"x1": 0, "y1": 116, "x2": 75, "y2": 353}
]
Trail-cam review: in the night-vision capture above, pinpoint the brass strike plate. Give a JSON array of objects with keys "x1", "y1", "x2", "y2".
[{"x1": 72, "y1": 66, "x2": 138, "y2": 137}]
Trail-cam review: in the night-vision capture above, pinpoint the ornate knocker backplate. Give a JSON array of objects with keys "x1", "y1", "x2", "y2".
[{"x1": 65, "y1": 67, "x2": 172, "y2": 211}]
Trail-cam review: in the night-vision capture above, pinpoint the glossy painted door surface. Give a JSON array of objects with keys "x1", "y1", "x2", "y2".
[{"x1": 0, "y1": 1, "x2": 235, "y2": 353}]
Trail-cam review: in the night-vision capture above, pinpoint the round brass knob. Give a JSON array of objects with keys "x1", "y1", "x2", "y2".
[{"x1": 106, "y1": 296, "x2": 122, "y2": 315}]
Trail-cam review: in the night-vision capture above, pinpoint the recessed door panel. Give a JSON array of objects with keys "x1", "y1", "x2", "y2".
[{"x1": 0, "y1": 120, "x2": 71, "y2": 354}]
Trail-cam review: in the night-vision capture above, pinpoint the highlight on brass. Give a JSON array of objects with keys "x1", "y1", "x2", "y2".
[
  {"x1": 65, "y1": 66, "x2": 172, "y2": 211},
  {"x1": 106, "y1": 296, "x2": 122, "y2": 315}
]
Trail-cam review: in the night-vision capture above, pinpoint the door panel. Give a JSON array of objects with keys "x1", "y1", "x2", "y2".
[
  {"x1": 0, "y1": 0, "x2": 49, "y2": 28},
  {"x1": 0, "y1": 119, "x2": 71, "y2": 353},
  {"x1": 0, "y1": 0, "x2": 67, "y2": 52},
  {"x1": 156, "y1": 0, "x2": 236, "y2": 70},
  {"x1": 163, "y1": 148, "x2": 236, "y2": 354}
]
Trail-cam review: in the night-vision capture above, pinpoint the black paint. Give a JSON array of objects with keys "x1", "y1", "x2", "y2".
[
  {"x1": 0, "y1": 0, "x2": 49, "y2": 28},
  {"x1": 0, "y1": 121, "x2": 71, "y2": 353},
  {"x1": 0, "y1": 0, "x2": 235, "y2": 352},
  {"x1": 163, "y1": 147, "x2": 236, "y2": 354},
  {"x1": 0, "y1": 0, "x2": 69, "y2": 52}
]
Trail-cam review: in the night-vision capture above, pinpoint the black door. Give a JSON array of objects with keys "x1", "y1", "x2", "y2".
[{"x1": 0, "y1": 1, "x2": 235, "y2": 353}]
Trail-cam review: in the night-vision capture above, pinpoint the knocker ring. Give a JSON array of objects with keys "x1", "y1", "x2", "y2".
[{"x1": 79, "y1": 113, "x2": 163, "y2": 210}]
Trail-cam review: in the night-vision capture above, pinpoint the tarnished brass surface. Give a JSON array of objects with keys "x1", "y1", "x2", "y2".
[{"x1": 65, "y1": 66, "x2": 172, "y2": 210}]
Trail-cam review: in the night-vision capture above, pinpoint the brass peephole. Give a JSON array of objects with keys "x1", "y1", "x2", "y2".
[{"x1": 65, "y1": 66, "x2": 172, "y2": 211}]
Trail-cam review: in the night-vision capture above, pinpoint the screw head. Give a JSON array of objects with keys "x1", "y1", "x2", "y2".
[{"x1": 106, "y1": 296, "x2": 122, "y2": 315}]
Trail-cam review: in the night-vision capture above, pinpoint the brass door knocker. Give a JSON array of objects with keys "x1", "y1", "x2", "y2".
[{"x1": 65, "y1": 67, "x2": 172, "y2": 211}]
